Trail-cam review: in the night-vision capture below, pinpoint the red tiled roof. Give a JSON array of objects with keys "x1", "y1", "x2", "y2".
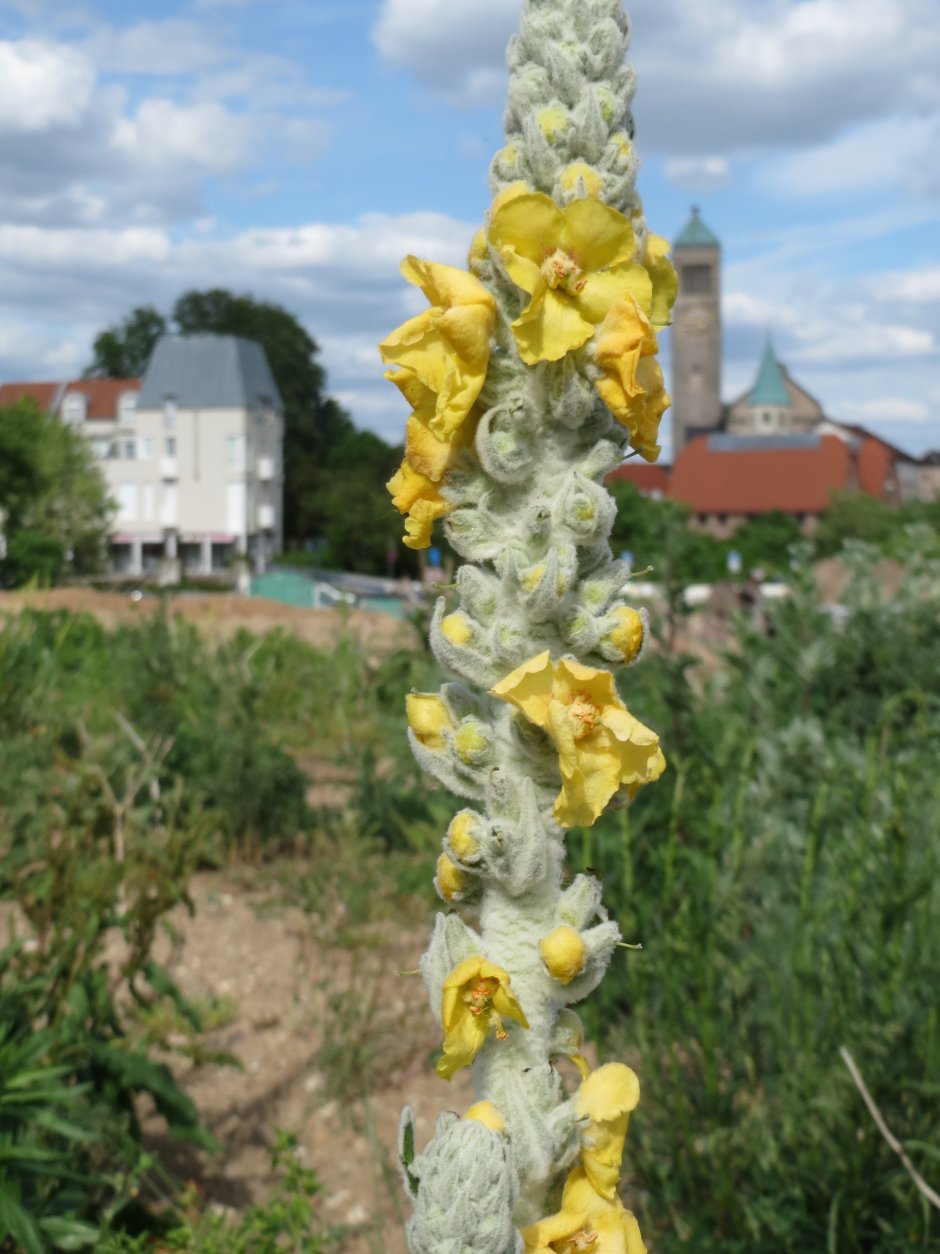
[
  {"x1": 671, "y1": 434, "x2": 855, "y2": 515},
  {"x1": 606, "y1": 462, "x2": 671, "y2": 494},
  {"x1": 0, "y1": 377, "x2": 140, "y2": 421},
  {"x1": 0, "y1": 381, "x2": 63, "y2": 412},
  {"x1": 60, "y1": 378, "x2": 141, "y2": 421}
]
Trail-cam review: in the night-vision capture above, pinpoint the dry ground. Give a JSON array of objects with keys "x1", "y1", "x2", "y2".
[
  {"x1": 140, "y1": 871, "x2": 472, "y2": 1253},
  {"x1": 0, "y1": 587, "x2": 418, "y2": 654}
]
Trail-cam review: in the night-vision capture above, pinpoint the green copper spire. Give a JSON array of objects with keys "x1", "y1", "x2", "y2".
[
  {"x1": 749, "y1": 338, "x2": 791, "y2": 407},
  {"x1": 674, "y1": 205, "x2": 720, "y2": 248}
]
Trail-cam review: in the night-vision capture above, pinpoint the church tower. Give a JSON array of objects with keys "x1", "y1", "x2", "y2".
[{"x1": 670, "y1": 207, "x2": 722, "y2": 454}]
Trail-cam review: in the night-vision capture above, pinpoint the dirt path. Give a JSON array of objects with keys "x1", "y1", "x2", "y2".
[
  {"x1": 142, "y1": 872, "x2": 472, "y2": 1252},
  {"x1": 0, "y1": 588, "x2": 418, "y2": 654}
]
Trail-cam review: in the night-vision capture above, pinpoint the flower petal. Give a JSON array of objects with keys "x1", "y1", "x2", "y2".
[
  {"x1": 513, "y1": 288, "x2": 594, "y2": 363},
  {"x1": 560, "y1": 196, "x2": 635, "y2": 271},
  {"x1": 490, "y1": 650, "x2": 555, "y2": 728}
]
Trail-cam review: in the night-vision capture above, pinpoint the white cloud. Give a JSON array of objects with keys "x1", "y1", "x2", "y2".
[
  {"x1": 0, "y1": 38, "x2": 95, "y2": 130},
  {"x1": 83, "y1": 20, "x2": 228, "y2": 76},
  {"x1": 372, "y1": 0, "x2": 940, "y2": 160},
  {"x1": 664, "y1": 156, "x2": 732, "y2": 193},
  {"x1": 875, "y1": 267, "x2": 940, "y2": 304},
  {"x1": 793, "y1": 323, "x2": 935, "y2": 364},
  {"x1": 761, "y1": 116, "x2": 939, "y2": 198},
  {"x1": 372, "y1": 0, "x2": 520, "y2": 107},
  {"x1": 840, "y1": 397, "x2": 931, "y2": 425},
  {"x1": 112, "y1": 99, "x2": 249, "y2": 173}
]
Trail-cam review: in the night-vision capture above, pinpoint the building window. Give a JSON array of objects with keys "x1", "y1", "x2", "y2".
[
  {"x1": 119, "y1": 392, "x2": 138, "y2": 424},
  {"x1": 116, "y1": 484, "x2": 137, "y2": 522},
  {"x1": 681, "y1": 264, "x2": 712, "y2": 295},
  {"x1": 90, "y1": 437, "x2": 110, "y2": 460},
  {"x1": 226, "y1": 434, "x2": 245, "y2": 472},
  {"x1": 164, "y1": 436, "x2": 177, "y2": 457},
  {"x1": 123, "y1": 439, "x2": 136, "y2": 460},
  {"x1": 164, "y1": 398, "x2": 177, "y2": 430},
  {"x1": 139, "y1": 436, "x2": 153, "y2": 459},
  {"x1": 62, "y1": 393, "x2": 87, "y2": 424}
]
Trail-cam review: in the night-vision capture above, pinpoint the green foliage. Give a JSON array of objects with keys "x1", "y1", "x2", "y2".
[
  {"x1": 85, "y1": 306, "x2": 168, "y2": 379},
  {"x1": 729, "y1": 509, "x2": 802, "y2": 576},
  {"x1": 99, "y1": 1131, "x2": 324, "y2": 1252},
  {"x1": 608, "y1": 480, "x2": 727, "y2": 584},
  {"x1": 576, "y1": 543, "x2": 940, "y2": 1251},
  {"x1": 0, "y1": 399, "x2": 113, "y2": 586}
]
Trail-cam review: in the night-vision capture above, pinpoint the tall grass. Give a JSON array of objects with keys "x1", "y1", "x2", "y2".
[{"x1": 578, "y1": 546, "x2": 940, "y2": 1251}]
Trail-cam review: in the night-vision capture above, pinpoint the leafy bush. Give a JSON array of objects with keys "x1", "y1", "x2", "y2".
[
  {"x1": 98, "y1": 1131, "x2": 324, "y2": 1253},
  {"x1": 577, "y1": 544, "x2": 940, "y2": 1251}
]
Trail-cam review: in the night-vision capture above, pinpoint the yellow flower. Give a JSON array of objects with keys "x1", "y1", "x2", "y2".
[
  {"x1": 464, "y1": 1101, "x2": 506, "y2": 1133},
  {"x1": 539, "y1": 926, "x2": 587, "y2": 985},
  {"x1": 491, "y1": 652, "x2": 665, "y2": 828},
  {"x1": 642, "y1": 233, "x2": 678, "y2": 328},
  {"x1": 387, "y1": 460, "x2": 451, "y2": 550},
  {"x1": 592, "y1": 296, "x2": 670, "y2": 462},
  {"x1": 522, "y1": 1167, "x2": 646, "y2": 1254},
  {"x1": 488, "y1": 191, "x2": 652, "y2": 364},
  {"x1": 380, "y1": 256, "x2": 496, "y2": 443},
  {"x1": 576, "y1": 1064, "x2": 640, "y2": 1200},
  {"x1": 405, "y1": 692, "x2": 453, "y2": 750},
  {"x1": 437, "y1": 955, "x2": 529, "y2": 1081}
]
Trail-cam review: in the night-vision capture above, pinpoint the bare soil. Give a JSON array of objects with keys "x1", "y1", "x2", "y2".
[
  {"x1": 0, "y1": 588, "x2": 418, "y2": 654},
  {"x1": 141, "y1": 872, "x2": 473, "y2": 1253}
]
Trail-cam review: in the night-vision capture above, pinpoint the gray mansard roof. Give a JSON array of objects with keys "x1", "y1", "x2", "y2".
[{"x1": 138, "y1": 334, "x2": 282, "y2": 412}]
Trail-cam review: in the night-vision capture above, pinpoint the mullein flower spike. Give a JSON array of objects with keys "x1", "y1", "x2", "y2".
[{"x1": 382, "y1": 0, "x2": 676, "y2": 1247}]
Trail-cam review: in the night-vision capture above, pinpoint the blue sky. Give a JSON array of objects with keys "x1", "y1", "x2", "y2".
[{"x1": 1, "y1": 0, "x2": 938, "y2": 460}]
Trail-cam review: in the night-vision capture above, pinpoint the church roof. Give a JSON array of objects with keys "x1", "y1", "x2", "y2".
[
  {"x1": 749, "y1": 339, "x2": 791, "y2": 407},
  {"x1": 674, "y1": 207, "x2": 720, "y2": 249}
]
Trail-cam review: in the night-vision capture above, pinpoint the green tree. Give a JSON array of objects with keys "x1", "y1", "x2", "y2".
[
  {"x1": 313, "y1": 428, "x2": 406, "y2": 573},
  {"x1": 0, "y1": 399, "x2": 113, "y2": 586},
  {"x1": 85, "y1": 305, "x2": 167, "y2": 379},
  {"x1": 608, "y1": 479, "x2": 726, "y2": 584},
  {"x1": 729, "y1": 509, "x2": 802, "y2": 577},
  {"x1": 813, "y1": 491, "x2": 902, "y2": 558}
]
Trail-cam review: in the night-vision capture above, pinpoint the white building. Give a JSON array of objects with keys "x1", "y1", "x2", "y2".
[{"x1": 0, "y1": 334, "x2": 284, "y2": 577}]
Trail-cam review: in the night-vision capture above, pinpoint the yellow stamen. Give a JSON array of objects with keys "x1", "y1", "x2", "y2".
[
  {"x1": 465, "y1": 981, "x2": 494, "y2": 1016},
  {"x1": 567, "y1": 691, "x2": 598, "y2": 739},
  {"x1": 541, "y1": 248, "x2": 586, "y2": 294}
]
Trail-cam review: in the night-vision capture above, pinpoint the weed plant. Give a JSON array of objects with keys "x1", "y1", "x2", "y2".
[{"x1": 576, "y1": 542, "x2": 940, "y2": 1251}]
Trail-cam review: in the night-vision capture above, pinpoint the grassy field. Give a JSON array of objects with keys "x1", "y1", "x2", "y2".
[{"x1": 1, "y1": 550, "x2": 938, "y2": 1251}]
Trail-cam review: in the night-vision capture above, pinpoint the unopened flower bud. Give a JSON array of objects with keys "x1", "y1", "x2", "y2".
[
  {"x1": 540, "y1": 925, "x2": 587, "y2": 985},
  {"x1": 436, "y1": 853, "x2": 472, "y2": 903},
  {"x1": 604, "y1": 606, "x2": 645, "y2": 663},
  {"x1": 453, "y1": 719, "x2": 491, "y2": 765},
  {"x1": 406, "y1": 693, "x2": 453, "y2": 750},
  {"x1": 447, "y1": 809, "x2": 483, "y2": 863},
  {"x1": 441, "y1": 611, "x2": 474, "y2": 647},
  {"x1": 464, "y1": 1101, "x2": 506, "y2": 1133},
  {"x1": 558, "y1": 160, "x2": 604, "y2": 198},
  {"x1": 537, "y1": 104, "x2": 570, "y2": 141}
]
